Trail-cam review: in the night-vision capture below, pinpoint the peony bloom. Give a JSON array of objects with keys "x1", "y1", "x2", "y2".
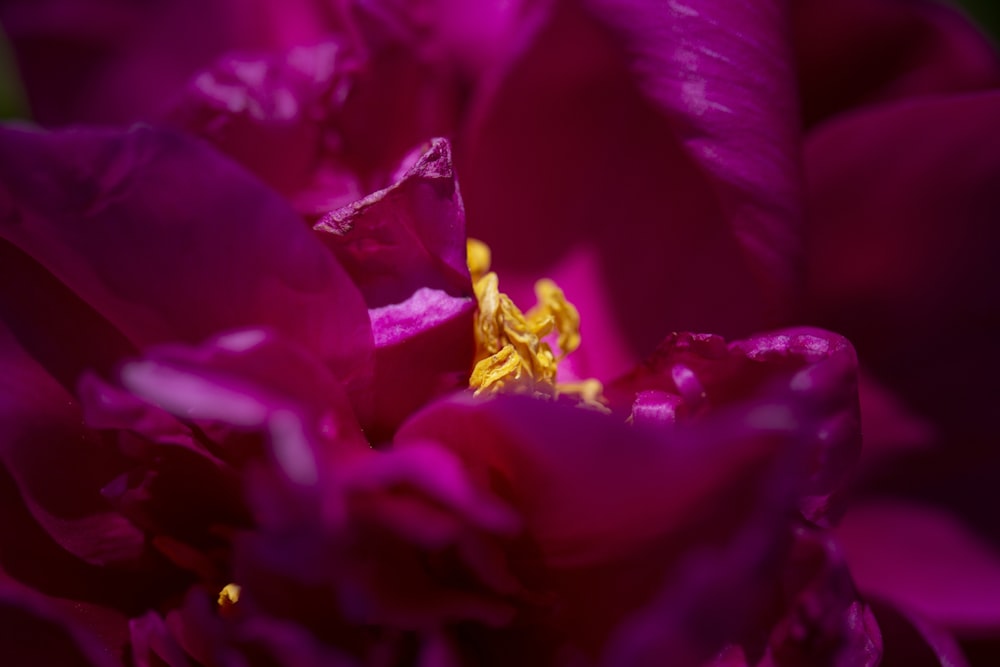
[
  {"x1": 1, "y1": 0, "x2": 999, "y2": 665},
  {"x1": 0, "y1": 119, "x2": 873, "y2": 665}
]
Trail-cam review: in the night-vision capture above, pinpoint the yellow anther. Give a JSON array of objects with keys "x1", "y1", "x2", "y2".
[
  {"x1": 527, "y1": 279, "x2": 581, "y2": 359},
  {"x1": 466, "y1": 239, "x2": 605, "y2": 410},
  {"x1": 555, "y1": 378, "x2": 609, "y2": 412},
  {"x1": 467, "y1": 238, "x2": 492, "y2": 283},
  {"x1": 218, "y1": 583, "x2": 242, "y2": 610},
  {"x1": 470, "y1": 344, "x2": 542, "y2": 395}
]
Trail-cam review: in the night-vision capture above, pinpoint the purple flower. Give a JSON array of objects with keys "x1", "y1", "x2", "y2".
[{"x1": 2, "y1": 0, "x2": 999, "y2": 665}]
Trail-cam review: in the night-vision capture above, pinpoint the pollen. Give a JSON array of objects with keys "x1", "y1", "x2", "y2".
[
  {"x1": 467, "y1": 239, "x2": 606, "y2": 410},
  {"x1": 217, "y1": 583, "x2": 242, "y2": 611}
]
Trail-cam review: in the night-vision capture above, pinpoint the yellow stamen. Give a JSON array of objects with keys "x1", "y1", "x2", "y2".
[
  {"x1": 467, "y1": 237, "x2": 492, "y2": 283},
  {"x1": 527, "y1": 279, "x2": 581, "y2": 359},
  {"x1": 466, "y1": 239, "x2": 606, "y2": 411},
  {"x1": 218, "y1": 583, "x2": 241, "y2": 610}
]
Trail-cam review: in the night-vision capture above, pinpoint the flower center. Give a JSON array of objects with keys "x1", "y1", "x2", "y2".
[{"x1": 467, "y1": 239, "x2": 606, "y2": 409}]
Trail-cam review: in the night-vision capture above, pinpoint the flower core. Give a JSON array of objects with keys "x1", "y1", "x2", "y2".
[{"x1": 467, "y1": 239, "x2": 605, "y2": 408}]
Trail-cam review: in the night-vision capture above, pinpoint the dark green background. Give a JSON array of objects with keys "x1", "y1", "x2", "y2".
[
  {"x1": 0, "y1": 1, "x2": 998, "y2": 121},
  {"x1": 959, "y1": 0, "x2": 1000, "y2": 40}
]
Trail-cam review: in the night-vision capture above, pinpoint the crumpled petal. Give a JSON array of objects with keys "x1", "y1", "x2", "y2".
[
  {"x1": 316, "y1": 138, "x2": 475, "y2": 440},
  {"x1": 793, "y1": 0, "x2": 1000, "y2": 128},
  {"x1": 456, "y1": 0, "x2": 803, "y2": 376},
  {"x1": 0, "y1": 124, "x2": 374, "y2": 404},
  {"x1": 609, "y1": 327, "x2": 861, "y2": 523},
  {"x1": 802, "y1": 91, "x2": 1000, "y2": 436},
  {"x1": 314, "y1": 138, "x2": 471, "y2": 307}
]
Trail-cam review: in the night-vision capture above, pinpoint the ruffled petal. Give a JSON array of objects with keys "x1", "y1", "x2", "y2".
[
  {"x1": 129, "y1": 589, "x2": 363, "y2": 667},
  {"x1": 456, "y1": 0, "x2": 803, "y2": 375},
  {"x1": 0, "y1": 124, "x2": 374, "y2": 401},
  {"x1": 0, "y1": 0, "x2": 350, "y2": 124},
  {"x1": 793, "y1": 0, "x2": 1000, "y2": 128},
  {"x1": 232, "y1": 441, "x2": 522, "y2": 663},
  {"x1": 0, "y1": 322, "x2": 145, "y2": 570},
  {"x1": 117, "y1": 329, "x2": 369, "y2": 481},
  {"x1": 802, "y1": 91, "x2": 1000, "y2": 436}
]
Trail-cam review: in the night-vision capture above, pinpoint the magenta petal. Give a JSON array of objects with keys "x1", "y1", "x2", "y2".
[
  {"x1": 793, "y1": 0, "x2": 1000, "y2": 128},
  {"x1": 766, "y1": 528, "x2": 882, "y2": 667},
  {"x1": 130, "y1": 610, "x2": 192, "y2": 667},
  {"x1": 458, "y1": 0, "x2": 802, "y2": 367},
  {"x1": 610, "y1": 328, "x2": 861, "y2": 523},
  {"x1": 78, "y1": 373, "x2": 202, "y2": 452},
  {"x1": 803, "y1": 91, "x2": 1000, "y2": 435},
  {"x1": 838, "y1": 501, "x2": 1000, "y2": 635},
  {"x1": 602, "y1": 515, "x2": 793, "y2": 667},
  {"x1": 314, "y1": 138, "x2": 472, "y2": 308},
  {"x1": 0, "y1": 0, "x2": 348, "y2": 125},
  {"x1": 0, "y1": 238, "x2": 137, "y2": 394},
  {"x1": 235, "y1": 442, "x2": 521, "y2": 640},
  {"x1": 399, "y1": 394, "x2": 803, "y2": 566},
  {"x1": 0, "y1": 583, "x2": 120, "y2": 667},
  {"x1": 167, "y1": 41, "x2": 366, "y2": 216},
  {"x1": 0, "y1": 124, "x2": 373, "y2": 399},
  {"x1": 855, "y1": 371, "x2": 935, "y2": 471},
  {"x1": 0, "y1": 323, "x2": 144, "y2": 569},
  {"x1": 869, "y1": 600, "x2": 971, "y2": 667},
  {"x1": 118, "y1": 329, "x2": 369, "y2": 477},
  {"x1": 734, "y1": 329, "x2": 861, "y2": 522},
  {"x1": 368, "y1": 288, "x2": 474, "y2": 442},
  {"x1": 396, "y1": 394, "x2": 813, "y2": 654}
]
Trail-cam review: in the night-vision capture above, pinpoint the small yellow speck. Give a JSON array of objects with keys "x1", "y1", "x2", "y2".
[{"x1": 218, "y1": 583, "x2": 241, "y2": 610}]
